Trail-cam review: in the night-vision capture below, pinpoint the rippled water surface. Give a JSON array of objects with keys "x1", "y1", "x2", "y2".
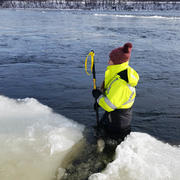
[{"x1": 0, "y1": 9, "x2": 180, "y2": 179}]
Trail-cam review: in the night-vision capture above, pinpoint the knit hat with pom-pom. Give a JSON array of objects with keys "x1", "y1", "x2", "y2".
[{"x1": 109, "y1": 43, "x2": 133, "y2": 65}]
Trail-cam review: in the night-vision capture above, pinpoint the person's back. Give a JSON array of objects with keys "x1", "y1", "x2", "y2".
[{"x1": 92, "y1": 42, "x2": 139, "y2": 142}]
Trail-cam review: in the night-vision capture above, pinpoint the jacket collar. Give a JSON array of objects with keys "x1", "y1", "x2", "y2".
[{"x1": 105, "y1": 62, "x2": 129, "y2": 88}]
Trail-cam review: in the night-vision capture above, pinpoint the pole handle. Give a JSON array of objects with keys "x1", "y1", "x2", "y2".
[{"x1": 85, "y1": 51, "x2": 95, "y2": 76}]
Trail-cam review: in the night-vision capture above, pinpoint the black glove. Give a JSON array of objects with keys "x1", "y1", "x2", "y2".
[{"x1": 92, "y1": 89, "x2": 102, "y2": 99}]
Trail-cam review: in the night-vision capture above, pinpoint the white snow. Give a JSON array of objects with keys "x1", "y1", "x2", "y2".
[
  {"x1": 0, "y1": 95, "x2": 84, "y2": 180},
  {"x1": 89, "y1": 132, "x2": 180, "y2": 180}
]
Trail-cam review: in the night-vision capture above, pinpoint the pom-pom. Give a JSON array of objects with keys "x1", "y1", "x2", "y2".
[{"x1": 123, "y1": 43, "x2": 133, "y2": 53}]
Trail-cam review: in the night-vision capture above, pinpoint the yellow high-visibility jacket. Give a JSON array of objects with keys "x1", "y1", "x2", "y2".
[{"x1": 97, "y1": 62, "x2": 139, "y2": 112}]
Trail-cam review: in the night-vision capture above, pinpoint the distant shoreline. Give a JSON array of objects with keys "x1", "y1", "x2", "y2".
[{"x1": 1, "y1": 1, "x2": 180, "y2": 11}]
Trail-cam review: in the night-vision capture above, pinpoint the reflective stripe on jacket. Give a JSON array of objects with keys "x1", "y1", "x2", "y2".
[{"x1": 97, "y1": 62, "x2": 139, "y2": 112}]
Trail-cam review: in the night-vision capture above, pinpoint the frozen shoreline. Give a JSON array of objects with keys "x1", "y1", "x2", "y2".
[
  {"x1": 89, "y1": 132, "x2": 180, "y2": 180},
  {"x1": 1, "y1": 1, "x2": 180, "y2": 11},
  {"x1": 0, "y1": 95, "x2": 84, "y2": 180}
]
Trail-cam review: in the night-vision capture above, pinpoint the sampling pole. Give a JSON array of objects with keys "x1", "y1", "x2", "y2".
[{"x1": 85, "y1": 50, "x2": 100, "y2": 126}]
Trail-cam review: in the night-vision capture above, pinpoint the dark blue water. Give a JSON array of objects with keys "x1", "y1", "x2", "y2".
[{"x1": 0, "y1": 9, "x2": 180, "y2": 145}]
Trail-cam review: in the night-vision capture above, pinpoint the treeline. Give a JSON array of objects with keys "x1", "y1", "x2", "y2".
[
  {"x1": 1, "y1": 0, "x2": 180, "y2": 3},
  {"x1": 1, "y1": 0, "x2": 180, "y2": 10}
]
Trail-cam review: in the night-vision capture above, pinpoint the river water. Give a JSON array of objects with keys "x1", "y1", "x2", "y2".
[{"x1": 0, "y1": 9, "x2": 180, "y2": 180}]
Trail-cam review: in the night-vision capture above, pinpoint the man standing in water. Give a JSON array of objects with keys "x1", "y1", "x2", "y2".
[{"x1": 92, "y1": 42, "x2": 139, "y2": 145}]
